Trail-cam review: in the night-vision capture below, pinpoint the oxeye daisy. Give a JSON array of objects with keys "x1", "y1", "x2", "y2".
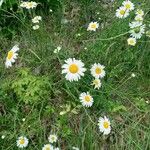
[
  {"x1": 116, "y1": 6, "x2": 129, "y2": 18},
  {"x1": 92, "y1": 78, "x2": 101, "y2": 89},
  {"x1": 5, "y1": 45, "x2": 19, "y2": 68},
  {"x1": 79, "y1": 92, "x2": 94, "y2": 107},
  {"x1": 129, "y1": 22, "x2": 145, "y2": 39},
  {"x1": 62, "y1": 58, "x2": 86, "y2": 82},
  {"x1": 33, "y1": 25, "x2": 40, "y2": 30},
  {"x1": 16, "y1": 136, "x2": 29, "y2": 148},
  {"x1": 134, "y1": 15, "x2": 143, "y2": 22},
  {"x1": 122, "y1": 0, "x2": 134, "y2": 11},
  {"x1": 98, "y1": 116, "x2": 111, "y2": 135},
  {"x1": 135, "y1": 9, "x2": 144, "y2": 16},
  {"x1": 42, "y1": 144, "x2": 53, "y2": 150},
  {"x1": 48, "y1": 134, "x2": 58, "y2": 143},
  {"x1": 87, "y1": 22, "x2": 99, "y2": 31},
  {"x1": 25, "y1": 1, "x2": 38, "y2": 9},
  {"x1": 90, "y1": 63, "x2": 105, "y2": 79},
  {"x1": 20, "y1": 2, "x2": 28, "y2": 8},
  {"x1": 127, "y1": 37, "x2": 136, "y2": 46},
  {"x1": 32, "y1": 16, "x2": 42, "y2": 23}
]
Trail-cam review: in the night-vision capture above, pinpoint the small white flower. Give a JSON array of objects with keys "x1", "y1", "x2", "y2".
[
  {"x1": 42, "y1": 144, "x2": 53, "y2": 150},
  {"x1": 54, "y1": 148, "x2": 60, "y2": 150},
  {"x1": 127, "y1": 37, "x2": 136, "y2": 46},
  {"x1": 25, "y1": 1, "x2": 38, "y2": 9},
  {"x1": 33, "y1": 25, "x2": 40, "y2": 30},
  {"x1": 32, "y1": 16, "x2": 42, "y2": 23},
  {"x1": 62, "y1": 58, "x2": 86, "y2": 82},
  {"x1": 131, "y1": 73, "x2": 136, "y2": 77},
  {"x1": 72, "y1": 147, "x2": 79, "y2": 150},
  {"x1": 134, "y1": 15, "x2": 143, "y2": 22},
  {"x1": 54, "y1": 46, "x2": 62, "y2": 53},
  {"x1": 98, "y1": 116, "x2": 111, "y2": 135},
  {"x1": 92, "y1": 78, "x2": 101, "y2": 89},
  {"x1": 87, "y1": 22, "x2": 99, "y2": 31},
  {"x1": 116, "y1": 6, "x2": 129, "y2": 18},
  {"x1": 22, "y1": 118, "x2": 26, "y2": 122},
  {"x1": 122, "y1": 0, "x2": 134, "y2": 11},
  {"x1": 135, "y1": 9, "x2": 144, "y2": 16},
  {"x1": 79, "y1": 92, "x2": 94, "y2": 107},
  {"x1": 1, "y1": 135, "x2": 5, "y2": 139},
  {"x1": 48, "y1": 134, "x2": 58, "y2": 143},
  {"x1": 5, "y1": 45, "x2": 19, "y2": 68},
  {"x1": 17, "y1": 136, "x2": 29, "y2": 148},
  {"x1": 90, "y1": 63, "x2": 106, "y2": 79},
  {"x1": 50, "y1": 9, "x2": 53, "y2": 12}
]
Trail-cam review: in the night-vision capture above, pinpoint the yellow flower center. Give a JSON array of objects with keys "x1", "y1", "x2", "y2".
[
  {"x1": 120, "y1": 10, "x2": 125, "y2": 15},
  {"x1": 129, "y1": 40, "x2": 134, "y2": 44},
  {"x1": 103, "y1": 121, "x2": 109, "y2": 129},
  {"x1": 95, "y1": 67, "x2": 102, "y2": 74},
  {"x1": 19, "y1": 138, "x2": 25, "y2": 145},
  {"x1": 27, "y1": 2, "x2": 33, "y2": 7},
  {"x1": 85, "y1": 95, "x2": 91, "y2": 102},
  {"x1": 125, "y1": 4, "x2": 131, "y2": 9},
  {"x1": 91, "y1": 23, "x2": 97, "y2": 29},
  {"x1": 7, "y1": 51, "x2": 13, "y2": 60},
  {"x1": 69, "y1": 64, "x2": 79, "y2": 73},
  {"x1": 46, "y1": 148, "x2": 50, "y2": 150}
]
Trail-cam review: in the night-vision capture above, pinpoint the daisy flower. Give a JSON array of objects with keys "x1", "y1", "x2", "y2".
[
  {"x1": 134, "y1": 15, "x2": 143, "y2": 22},
  {"x1": 90, "y1": 63, "x2": 105, "y2": 79},
  {"x1": 135, "y1": 9, "x2": 144, "y2": 16},
  {"x1": 131, "y1": 73, "x2": 136, "y2": 77},
  {"x1": 122, "y1": 0, "x2": 134, "y2": 11},
  {"x1": 116, "y1": 6, "x2": 129, "y2": 18},
  {"x1": 25, "y1": 1, "x2": 38, "y2": 9},
  {"x1": 32, "y1": 16, "x2": 42, "y2": 23},
  {"x1": 87, "y1": 22, "x2": 99, "y2": 31},
  {"x1": 62, "y1": 58, "x2": 86, "y2": 82},
  {"x1": 16, "y1": 136, "x2": 29, "y2": 148},
  {"x1": 98, "y1": 116, "x2": 111, "y2": 135},
  {"x1": 42, "y1": 144, "x2": 53, "y2": 150},
  {"x1": 5, "y1": 45, "x2": 19, "y2": 68},
  {"x1": 79, "y1": 92, "x2": 94, "y2": 107},
  {"x1": 91, "y1": 78, "x2": 102, "y2": 89},
  {"x1": 48, "y1": 134, "x2": 58, "y2": 143},
  {"x1": 33, "y1": 25, "x2": 40, "y2": 30},
  {"x1": 127, "y1": 37, "x2": 136, "y2": 46},
  {"x1": 129, "y1": 22, "x2": 145, "y2": 39},
  {"x1": 1, "y1": 135, "x2": 5, "y2": 139}
]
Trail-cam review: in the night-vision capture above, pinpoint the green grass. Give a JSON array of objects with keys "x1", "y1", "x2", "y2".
[{"x1": 0, "y1": 0, "x2": 150, "y2": 150}]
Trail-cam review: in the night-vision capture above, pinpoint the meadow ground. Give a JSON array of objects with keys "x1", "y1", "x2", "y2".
[{"x1": 0, "y1": 0, "x2": 150, "y2": 150}]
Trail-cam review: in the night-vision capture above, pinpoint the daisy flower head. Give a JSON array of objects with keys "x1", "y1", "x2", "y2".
[
  {"x1": 32, "y1": 16, "x2": 42, "y2": 23},
  {"x1": 135, "y1": 9, "x2": 144, "y2": 17},
  {"x1": 129, "y1": 22, "x2": 145, "y2": 39},
  {"x1": 116, "y1": 6, "x2": 129, "y2": 19},
  {"x1": 90, "y1": 63, "x2": 105, "y2": 79},
  {"x1": 5, "y1": 45, "x2": 19, "y2": 68},
  {"x1": 122, "y1": 0, "x2": 134, "y2": 11},
  {"x1": 127, "y1": 37, "x2": 136, "y2": 46},
  {"x1": 92, "y1": 78, "x2": 102, "y2": 89},
  {"x1": 25, "y1": 1, "x2": 38, "y2": 9},
  {"x1": 79, "y1": 92, "x2": 94, "y2": 107},
  {"x1": 62, "y1": 58, "x2": 86, "y2": 82},
  {"x1": 134, "y1": 15, "x2": 143, "y2": 22},
  {"x1": 16, "y1": 136, "x2": 29, "y2": 148},
  {"x1": 42, "y1": 144, "x2": 53, "y2": 150},
  {"x1": 48, "y1": 134, "x2": 58, "y2": 143},
  {"x1": 87, "y1": 22, "x2": 99, "y2": 31},
  {"x1": 33, "y1": 25, "x2": 40, "y2": 30},
  {"x1": 98, "y1": 116, "x2": 111, "y2": 135}
]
